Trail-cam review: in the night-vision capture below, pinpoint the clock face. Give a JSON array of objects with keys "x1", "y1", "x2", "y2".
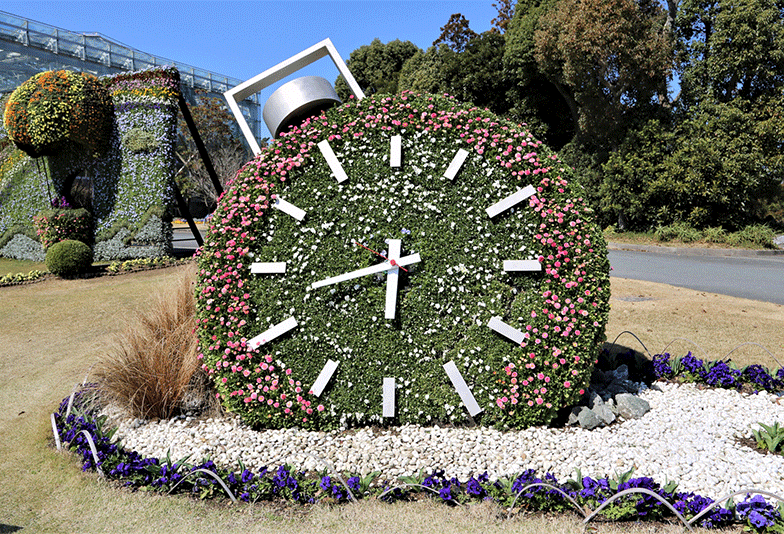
[{"x1": 196, "y1": 93, "x2": 610, "y2": 431}]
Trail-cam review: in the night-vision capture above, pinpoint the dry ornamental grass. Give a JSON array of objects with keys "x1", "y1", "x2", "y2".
[{"x1": 93, "y1": 264, "x2": 212, "y2": 420}]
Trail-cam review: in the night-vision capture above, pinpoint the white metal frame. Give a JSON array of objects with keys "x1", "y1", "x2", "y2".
[{"x1": 224, "y1": 38, "x2": 365, "y2": 155}]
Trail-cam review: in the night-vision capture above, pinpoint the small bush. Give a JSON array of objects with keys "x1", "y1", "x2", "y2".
[
  {"x1": 0, "y1": 224, "x2": 38, "y2": 249},
  {"x1": 733, "y1": 224, "x2": 775, "y2": 248},
  {"x1": 45, "y1": 239, "x2": 93, "y2": 277},
  {"x1": 94, "y1": 265, "x2": 213, "y2": 419},
  {"x1": 0, "y1": 233, "x2": 45, "y2": 261},
  {"x1": 703, "y1": 226, "x2": 727, "y2": 244},
  {"x1": 654, "y1": 224, "x2": 678, "y2": 242},
  {"x1": 655, "y1": 222, "x2": 701, "y2": 243}
]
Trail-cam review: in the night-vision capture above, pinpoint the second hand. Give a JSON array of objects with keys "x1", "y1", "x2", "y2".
[{"x1": 354, "y1": 241, "x2": 408, "y2": 272}]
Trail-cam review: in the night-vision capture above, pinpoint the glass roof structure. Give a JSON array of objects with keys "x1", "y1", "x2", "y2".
[{"x1": 0, "y1": 10, "x2": 261, "y2": 139}]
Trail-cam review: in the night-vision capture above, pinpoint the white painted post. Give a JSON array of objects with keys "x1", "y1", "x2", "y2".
[
  {"x1": 503, "y1": 260, "x2": 541, "y2": 272},
  {"x1": 311, "y1": 359, "x2": 339, "y2": 397},
  {"x1": 250, "y1": 262, "x2": 287, "y2": 274},
  {"x1": 318, "y1": 140, "x2": 348, "y2": 183},
  {"x1": 383, "y1": 377, "x2": 395, "y2": 417},
  {"x1": 390, "y1": 135, "x2": 402, "y2": 168},
  {"x1": 272, "y1": 197, "x2": 306, "y2": 221},
  {"x1": 444, "y1": 148, "x2": 469, "y2": 180},
  {"x1": 487, "y1": 316, "x2": 526, "y2": 345},
  {"x1": 443, "y1": 361, "x2": 482, "y2": 417},
  {"x1": 486, "y1": 184, "x2": 536, "y2": 218},
  {"x1": 248, "y1": 316, "x2": 298, "y2": 348}
]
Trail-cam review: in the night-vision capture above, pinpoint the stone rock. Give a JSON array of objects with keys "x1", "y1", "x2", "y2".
[
  {"x1": 614, "y1": 393, "x2": 651, "y2": 419},
  {"x1": 592, "y1": 399, "x2": 617, "y2": 425},
  {"x1": 577, "y1": 407, "x2": 602, "y2": 430},
  {"x1": 774, "y1": 235, "x2": 784, "y2": 250},
  {"x1": 587, "y1": 391, "x2": 602, "y2": 410},
  {"x1": 568, "y1": 406, "x2": 602, "y2": 430},
  {"x1": 611, "y1": 379, "x2": 641, "y2": 396},
  {"x1": 612, "y1": 364, "x2": 630, "y2": 382},
  {"x1": 567, "y1": 406, "x2": 581, "y2": 426}
]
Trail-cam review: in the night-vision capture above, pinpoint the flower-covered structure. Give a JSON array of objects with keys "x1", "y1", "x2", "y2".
[
  {"x1": 0, "y1": 66, "x2": 179, "y2": 261},
  {"x1": 196, "y1": 92, "x2": 611, "y2": 431},
  {"x1": 3, "y1": 70, "x2": 112, "y2": 158}
]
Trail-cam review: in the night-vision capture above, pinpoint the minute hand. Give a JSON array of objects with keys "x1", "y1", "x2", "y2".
[{"x1": 310, "y1": 253, "x2": 421, "y2": 290}]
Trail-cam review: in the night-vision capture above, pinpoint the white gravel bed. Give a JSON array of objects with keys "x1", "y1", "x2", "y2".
[{"x1": 110, "y1": 382, "x2": 784, "y2": 499}]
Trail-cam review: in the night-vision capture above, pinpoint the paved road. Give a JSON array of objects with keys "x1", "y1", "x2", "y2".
[
  {"x1": 609, "y1": 248, "x2": 784, "y2": 305},
  {"x1": 175, "y1": 228, "x2": 784, "y2": 305}
]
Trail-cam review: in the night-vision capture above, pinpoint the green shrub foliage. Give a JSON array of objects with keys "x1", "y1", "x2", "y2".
[
  {"x1": 45, "y1": 239, "x2": 93, "y2": 277},
  {"x1": 3, "y1": 70, "x2": 111, "y2": 157},
  {"x1": 196, "y1": 93, "x2": 610, "y2": 431},
  {"x1": 122, "y1": 127, "x2": 159, "y2": 153}
]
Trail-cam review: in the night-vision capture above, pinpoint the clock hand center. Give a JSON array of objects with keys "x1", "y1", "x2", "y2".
[
  {"x1": 354, "y1": 240, "x2": 408, "y2": 272},
  {"x1": 309, "y1": 251, "x2": 421, "y2": 290}
]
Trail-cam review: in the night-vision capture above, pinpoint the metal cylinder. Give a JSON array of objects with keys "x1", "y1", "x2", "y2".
[{"x1": 263, "y1": 76, "x2": 341, "y2": 138}]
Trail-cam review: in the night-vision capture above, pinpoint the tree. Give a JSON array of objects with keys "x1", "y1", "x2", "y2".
[
  {"x1": 503, "y1": 0, "x2": 575, "y2": 148},
  {"x1": 533, "y1": 0, "x2": 674, "y2": 149},
  {"x1": 491, "y1": 0, "x2": 516, "y2": 33},
  {"x1": 599, "y1": 118, "x2": 676, "y2": 230},
  {"x1": 398, "y1": 45, "x2": 460, "y2": 96},
  {"x1": 400, "y1": 32, "x2": 511, "y2": 115},
  {"x1": 601, "y1": 102, "x2": 783, "y2": 230},
  {"x1": 177, "y1": 90, "x2": 250, "y2": 210},
  {"x1": 667, "y1": 0, "x2": 784, "y2": 228},
  {"x1": 676, "y1": 0, "x2": 784, "y2": 107},
  {"x1": 334, "y1": 39, "x2": 421, "y2": 100},
  {"x1": 433, "y1": 13, "x2": 479, "y2": 52}
]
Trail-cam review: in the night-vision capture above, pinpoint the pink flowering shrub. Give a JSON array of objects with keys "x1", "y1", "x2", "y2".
[
  {"x1": 33, "y1": 207, "x2": 92, "y2": 249},
  {"x1": 195, "y1": 92, "x2": 610, "y2": 430}
]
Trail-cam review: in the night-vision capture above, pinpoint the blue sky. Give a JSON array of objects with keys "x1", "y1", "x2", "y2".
[{"x1": 4, "y1": 1, "x2": 502, "y2": 139}]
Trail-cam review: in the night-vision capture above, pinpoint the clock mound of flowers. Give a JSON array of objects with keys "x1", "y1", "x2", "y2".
[{"x1": 196, "y1": 92, "x2": 610, "y2": 431}]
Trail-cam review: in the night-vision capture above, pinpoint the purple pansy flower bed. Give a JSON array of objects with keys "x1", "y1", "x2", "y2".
[{"x1": 53, "y1": 354, "x2": 784, "y2": 532}]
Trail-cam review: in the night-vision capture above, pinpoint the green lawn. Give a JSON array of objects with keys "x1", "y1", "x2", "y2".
[{"x1": 0, "y1": 257, "x2": 47, "y2": 277}]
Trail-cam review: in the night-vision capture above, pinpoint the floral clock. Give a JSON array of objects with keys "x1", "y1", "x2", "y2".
[{"x1": 196, "y1": 92, "x2": 610, "y2": 430}]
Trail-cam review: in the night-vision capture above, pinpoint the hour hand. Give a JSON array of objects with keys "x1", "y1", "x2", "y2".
[{"x1": 309, "y1": 253, "x2": 421, "y2": 290}]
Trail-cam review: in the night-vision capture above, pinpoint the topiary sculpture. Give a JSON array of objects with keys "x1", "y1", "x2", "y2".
[{"x1": 3, "y1": 70, "x2": 112, "y2": 158}]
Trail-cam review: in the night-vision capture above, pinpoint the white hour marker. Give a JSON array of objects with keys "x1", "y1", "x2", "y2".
[
  {"x1": 310, "y1": 359, "x2": 339, "y2": 397},
  {"x1": 390, "y1": 135, "x2": 402, "y2": 167},
  {"x1": 248, "y1": 316, "x2": 298, "y2": 348},
  {"x1": 487, "y1": 316, "x2": 526, "y2": 345},
  {"x1": 383, "y1": 377, "x2": 395, "y2": 417},
  {"x1": 444, "y1": 148, "x2": 469, "y2": 180},
  {"x1": 272, "y1": 197, "x2": 306, "y2": 221},
  {"x1": 486, "y1": 184, "x2": 536, "y2": 218},
  {"x1": 503, "y1": 260, "x2": 541, "y2": 272},
  {"x1": 318, "y1": 139, "x2": 348, "y2": 183},
  {"x1": 250, "y1": 262, "x2": 287, "y2": 274},
  {"x1": 443, "y1": 361, "x2": 482, "y2": 417}
]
